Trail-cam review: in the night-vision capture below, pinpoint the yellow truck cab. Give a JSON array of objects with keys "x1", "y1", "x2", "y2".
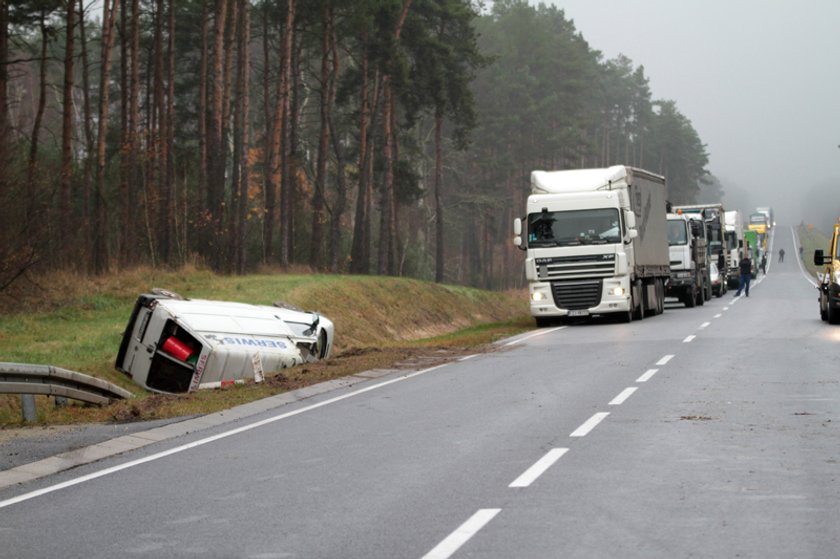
[{"x1": 815, "y1": 222, "x2": 840, "y2": 323}]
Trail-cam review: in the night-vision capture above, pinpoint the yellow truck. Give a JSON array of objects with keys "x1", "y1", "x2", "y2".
[{"x1": 814, "y1": 222, "x2": 840, "y2": 323}]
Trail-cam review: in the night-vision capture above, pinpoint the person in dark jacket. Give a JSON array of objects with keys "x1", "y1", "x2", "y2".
[
  {"x1": 735, "y1": 252, "x2": 752, "y2": 297},
  {"x1": 760, "y1": 253, "x2": 767, "y2": 274}
]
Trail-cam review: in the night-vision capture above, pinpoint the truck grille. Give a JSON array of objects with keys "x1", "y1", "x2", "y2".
[
  {"x1": 536, "y1": 255, "x2": 616, "y2": 280},
  {"x1": 551, "y1": 279, "x2": 603, "y2": 310}
]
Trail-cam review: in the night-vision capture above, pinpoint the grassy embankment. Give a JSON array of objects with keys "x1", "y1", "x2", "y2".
[
  {"x1": 0, "y1": 268, "x2": 531, "y2": 427},
  {"x1": 797, "y1": 224, "x2": 831, "y2": 278}
]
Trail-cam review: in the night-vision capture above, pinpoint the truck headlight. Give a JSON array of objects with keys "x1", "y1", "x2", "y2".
[
  {"x1": 611, "y1": 287, "x2": 625, "y2": 296},
  {"x1": 531, "y1": 291, "x2": 547, "y2": 302}
]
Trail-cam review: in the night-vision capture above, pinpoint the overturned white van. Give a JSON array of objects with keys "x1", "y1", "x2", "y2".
[{"x1": 115, "y1": 290, "x2": 334, "y2": 394}]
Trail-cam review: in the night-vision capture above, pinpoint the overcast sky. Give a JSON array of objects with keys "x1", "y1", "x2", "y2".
[{"x1": 548, "y1": 0, "x2": 840, "y2": 224}]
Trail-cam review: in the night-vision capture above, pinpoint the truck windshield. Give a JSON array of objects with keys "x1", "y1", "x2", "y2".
[
  {"x1": 667, "y1": 220, "x2": 688, "y2": 246},
  {"x1": 527, "y1": 208, "x2": 620, "y2": 247}
]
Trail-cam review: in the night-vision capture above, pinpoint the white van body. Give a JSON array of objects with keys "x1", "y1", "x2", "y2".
[{"x1": 116, "y1": 292, "x2": 334, "y2": 394}]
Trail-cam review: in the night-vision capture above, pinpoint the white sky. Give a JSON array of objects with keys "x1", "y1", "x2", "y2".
[{"x1": 548, "y1": 0, "x2": 840, "y2": 224}]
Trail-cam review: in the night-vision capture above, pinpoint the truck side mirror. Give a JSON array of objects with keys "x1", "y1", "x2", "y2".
[
  {"x1": 513, "y1": 218, "x2": 526, "y2": 250},
  {"x1": 625, "y1": 229, "x2": 638, "y2": 243},
  {"x1": 624, "y1": 211, "x2": 636, "y2": 229},
  {"x1": 814, "y1": 249, "x2": 826, "y2": 266}
]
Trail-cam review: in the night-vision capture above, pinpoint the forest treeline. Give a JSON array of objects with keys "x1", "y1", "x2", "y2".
[{"x1": 0, "y1": 0, "x2": 712, "y2": 292}]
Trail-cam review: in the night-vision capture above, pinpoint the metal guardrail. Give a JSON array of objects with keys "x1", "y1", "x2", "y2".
[{"x1": 0, "y1": 362, "x2": 133, "y2": 406}]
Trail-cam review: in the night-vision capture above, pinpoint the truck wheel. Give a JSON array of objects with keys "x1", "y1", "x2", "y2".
[
  {"x1": 684, "y1": 287, "x2": 696, "y2": 308},
  {"x1": 535, "y1": 317, "x2": 553, "y2": 328},
  {"x1": 633, "y1": 289, "x2": 645, "y2": 320}
]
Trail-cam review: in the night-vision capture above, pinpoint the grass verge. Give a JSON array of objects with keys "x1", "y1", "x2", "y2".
[{"x1": 0, "y1": 268, "x2": 531, "y2": 427}]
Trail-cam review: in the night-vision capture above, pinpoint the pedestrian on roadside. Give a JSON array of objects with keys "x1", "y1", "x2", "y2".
[
  {"x1": 735, "y1": 252, "x2": 752, "y2": 297},
  {"x1": 799, "y1": 246, "x2": 804, "y2": 259},
  {"x1": 760, "y1": 253, "x2": 767, "y2": 275},
  {"x1": 779, "y1": 248, "x2": 785, "y2": 263}
]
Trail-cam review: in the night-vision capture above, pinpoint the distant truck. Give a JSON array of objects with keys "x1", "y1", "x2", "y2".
[
  {"x1": 665, "y1": 211, "x2": 709, "y2": 307},
  {"x1": 755, "y1": 206, "x2": 774, "y2": 229},
  {"x1": 814, "y1": 222, "x2": 840, "y2": 323},
  {"x1": 116, "y1": 291, "x2": 335, "y2": 394},
  {"x1": 673, "y1": 204, "x2": 728, "y2": 295},
  {"x1": 724, "y1": 210, "x2": 745, "y2": 288},
  {"x1": 512, "y1": 165, "x2": 670, "y2": 325}
]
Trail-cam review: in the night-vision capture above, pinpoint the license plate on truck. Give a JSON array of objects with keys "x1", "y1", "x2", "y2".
[{"x1": 568, "y1": 310, "x2": 589, "y2": 317}]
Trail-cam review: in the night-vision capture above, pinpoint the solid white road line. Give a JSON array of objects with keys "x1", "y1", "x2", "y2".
[
  {"x1": 636, "y1": 369, "x2": 658, "y2": 382},
  {"x1": 570, "y1": 412, "x2": 610, "y2": 437},
  {"x1": 656, "y1": 354, "x2": 674, "y2": 366},
  {"x1": 509, "y1": 448, "x2": 569, "y2": 488},
  {"x1": 503, "y1": 326, "x2": 567, "y2": 347},
  {"x1": 608, "y1": 387, "x2": 638, "y2": 406},
  {"x1": 0, "y1": 364, "x2": 452, "y2": 510},
  {"x1": 421, "y1": 508, "x2": 501, "y2": 559},
  {"x1": 683, "y1": 335, "x2": 696, "y2": 343}
]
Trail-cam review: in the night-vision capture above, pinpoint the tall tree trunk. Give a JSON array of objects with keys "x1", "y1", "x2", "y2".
[
  {"x1": 310, "y1": 5, "x2": 331, "y2": 270},
  {"x1": 197, "y1": 2, "x2": 208, "y2": 217},
  {"x1": 93, "y1": 0, "x2": 121, "y2": 274},
  {"x1": 433, "y1": 110, "x2": 444, "y2": 283},
  {"x1": 278, "y1": 0, "x2": 296, "y2": 267},
  {"x1": 59, "y1": 0, "x2": 76, "y2": 262},
  {"x1": 326, "y1": 21, "x2": 344, "y2": 272},
  {"x1": 228, "y1": 0, "x2": 245, "y2": 273},
  {"x1": 78, "y1": 0, "x2": 94, "y2": 243},
  {"x1": 349, "y1": 38, "x2": 370, "y2": 274},
  {"x1": 206, "y1": 0, "x2": 228, "y2": 269},
  {"x1": 26, "y1": 11, "x2": 48, "y2": 199},
  {"x1": 261, "y1": 3, "x2": 275, "y2": 263},
  {"x1": 0, "y1": 0, "x2": 9, "y2": 195},
  {"x1": 377, "y1": 0, "x2": 412, "y2": 276},
  {"x1": 235, "y1": 0, "x2": 250, "y2": 274},
  {"x1": 117, "y1": 0, "x2": 130, "y2": 264},
  {"x1": 153, "y1": 0, "x2": 169, "y2": 265},
  {"x1": 165, "y1": 0, "x2": 176, "y2": 262}
]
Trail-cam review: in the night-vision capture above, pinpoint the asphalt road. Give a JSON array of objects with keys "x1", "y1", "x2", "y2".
[{"x1": 1, "y1": 226, "x2": 838, "y2": 559}]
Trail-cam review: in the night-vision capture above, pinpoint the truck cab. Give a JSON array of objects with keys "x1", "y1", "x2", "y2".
[
  {"x1": 814, "y1": 223, "x2": 840, "y2": 324},
  {"x1": 665, "y1": 212, "x2": 708, "y2": 307}
]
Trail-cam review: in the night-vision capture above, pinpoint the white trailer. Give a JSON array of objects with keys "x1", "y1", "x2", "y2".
[
  {"x1": 513, "y1": 166, "x2": 670, "y2": 325},
  {"x1": 116, "y1": 291, "x2": 334, "y2": 394}
]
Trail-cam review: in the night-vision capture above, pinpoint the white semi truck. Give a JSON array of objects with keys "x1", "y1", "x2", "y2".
[
  {"x1": 724, "y1": 210, "x2": 745, "y2": 288},
  {"x1": 665, "y1": 212, "x2": 709, "y2": 307},
  {"x1": 513, "y1": 166, "x2": 670, "y2": 325}
]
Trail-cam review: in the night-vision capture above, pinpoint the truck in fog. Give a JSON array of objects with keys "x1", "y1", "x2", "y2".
[{"x1": 513, "y1": 166, "x2": 670, "y2": 325}]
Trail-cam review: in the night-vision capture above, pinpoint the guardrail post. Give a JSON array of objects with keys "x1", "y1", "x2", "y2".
[{"x1": 21, "y1": 394, "x2": 36, "y2": 422}]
